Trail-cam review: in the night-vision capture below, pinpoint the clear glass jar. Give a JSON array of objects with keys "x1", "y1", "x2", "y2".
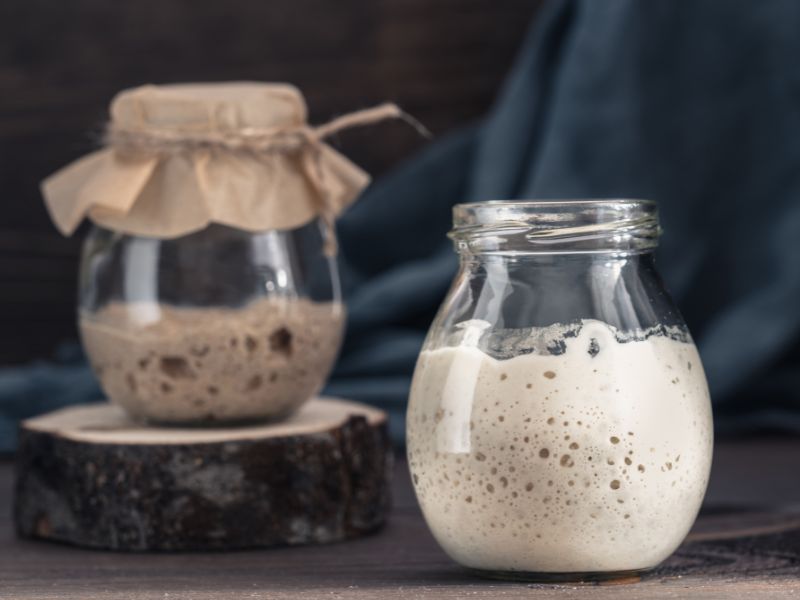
[
  {"x1": 407, "y1": 200, "x2": 713, "y2": 581},
  {"x1": 78, "y1": 219, "x2": 345, "y2": 425}
]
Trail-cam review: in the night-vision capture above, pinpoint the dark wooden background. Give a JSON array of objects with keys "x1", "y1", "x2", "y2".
[{"x1": 0, "y1": 0, "x2": 544, "y2": 365}]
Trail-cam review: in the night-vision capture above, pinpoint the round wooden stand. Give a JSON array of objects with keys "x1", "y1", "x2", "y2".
[{"x1": 14, "y1": 398, "x2": 392, "y2": 551}]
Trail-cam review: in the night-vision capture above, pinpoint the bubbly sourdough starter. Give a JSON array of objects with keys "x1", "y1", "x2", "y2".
[
  {"x1": 80, "y1": 298, "x2": 344, "y2": 423},
  {"x1": 407, "y1": 319, "x2": 713, "y2": 574}
]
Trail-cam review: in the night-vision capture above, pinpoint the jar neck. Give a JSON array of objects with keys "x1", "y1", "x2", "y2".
[
  {"x1": 457, "y1": 249, "x2": 655, "y2": 267},
  {"x1": 444, "y1": 251, "x2": 685, "y2": 336},
  {"x1": 450, "y1": 199, "x2": 660, "y2": 257}
]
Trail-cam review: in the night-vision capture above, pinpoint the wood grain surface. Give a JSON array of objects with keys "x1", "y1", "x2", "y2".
[
  {"x1": 0, "y1": 0, "x2": 543, "y2": 365},
  {"x1": 2, "y1": 437, "x2": 800, "y2": 599},
  {"x1": 14, "y1": 400, "x2": 392, "y2": 551}
]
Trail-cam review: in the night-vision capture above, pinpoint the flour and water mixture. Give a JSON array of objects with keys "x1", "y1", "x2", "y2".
[
  {"x1": 407, "y1": 319, "x2": 713, "y2": 574},
  {"x1": 80, "y1": 298, "x2": 344, "y2": 423}
]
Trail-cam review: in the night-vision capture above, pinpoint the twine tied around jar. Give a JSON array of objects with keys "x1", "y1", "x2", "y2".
[{"x1": 41, "y1": 83, "x2": 429, "y2": 255}]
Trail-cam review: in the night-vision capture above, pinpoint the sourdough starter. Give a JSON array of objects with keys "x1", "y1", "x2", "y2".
[
  {"x1": 407, "y1": 319, "x2": 713, "y2": 574},
  {"x1": 80, "y1": 298, "x2": 344, "y2": 423}
]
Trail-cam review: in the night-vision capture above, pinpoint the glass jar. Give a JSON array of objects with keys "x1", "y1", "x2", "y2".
[
  {"x1": 407, "y1": 200, "x2": 713, "y2": 581},
  {"x1": 78, "y1": 219, "x2": 345, "y2": 425}
]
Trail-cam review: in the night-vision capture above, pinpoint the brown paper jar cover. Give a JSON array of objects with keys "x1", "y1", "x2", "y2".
[{"x1": 41, "y1": 82, "x2": 398, "y2": 240}]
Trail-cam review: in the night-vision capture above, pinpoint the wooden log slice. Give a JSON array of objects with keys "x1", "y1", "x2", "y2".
[{"x1": 14, "y1": 398, "x2": 392, "y2": 551}]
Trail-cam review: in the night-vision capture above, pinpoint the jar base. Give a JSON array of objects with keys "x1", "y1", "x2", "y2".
[
  {"x1": 466, "y1": 566, "x2": 651, "y2": 584},
  {"x1": 139, "y1": 406, "x2": 299, "y2": 428}
]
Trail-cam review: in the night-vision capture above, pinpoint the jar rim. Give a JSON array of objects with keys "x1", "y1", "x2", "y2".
[
  {"x1": 458, "y1": 198, "x2": 656, "y2": 207},
  {"x1": 450, "y1": 199, "x2": 661, "y2": 255}
]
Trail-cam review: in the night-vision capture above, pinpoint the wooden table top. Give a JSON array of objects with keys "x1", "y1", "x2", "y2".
[{"x1": 2, "y1": 437, "x2": 800, "y2": 599}]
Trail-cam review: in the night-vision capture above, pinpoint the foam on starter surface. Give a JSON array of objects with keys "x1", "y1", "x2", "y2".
[{"x1": 407, "y1": 319, "x2": 713, "y2": 574}]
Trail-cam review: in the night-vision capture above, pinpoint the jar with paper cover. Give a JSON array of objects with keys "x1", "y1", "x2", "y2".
[{"x1": 42, "y1": 82, "x2": 406, "y2": 424}]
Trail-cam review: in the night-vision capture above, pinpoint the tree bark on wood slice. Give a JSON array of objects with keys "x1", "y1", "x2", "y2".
[{"x1": 14, "y1": 398, "x2": 392, "y2": 551}]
